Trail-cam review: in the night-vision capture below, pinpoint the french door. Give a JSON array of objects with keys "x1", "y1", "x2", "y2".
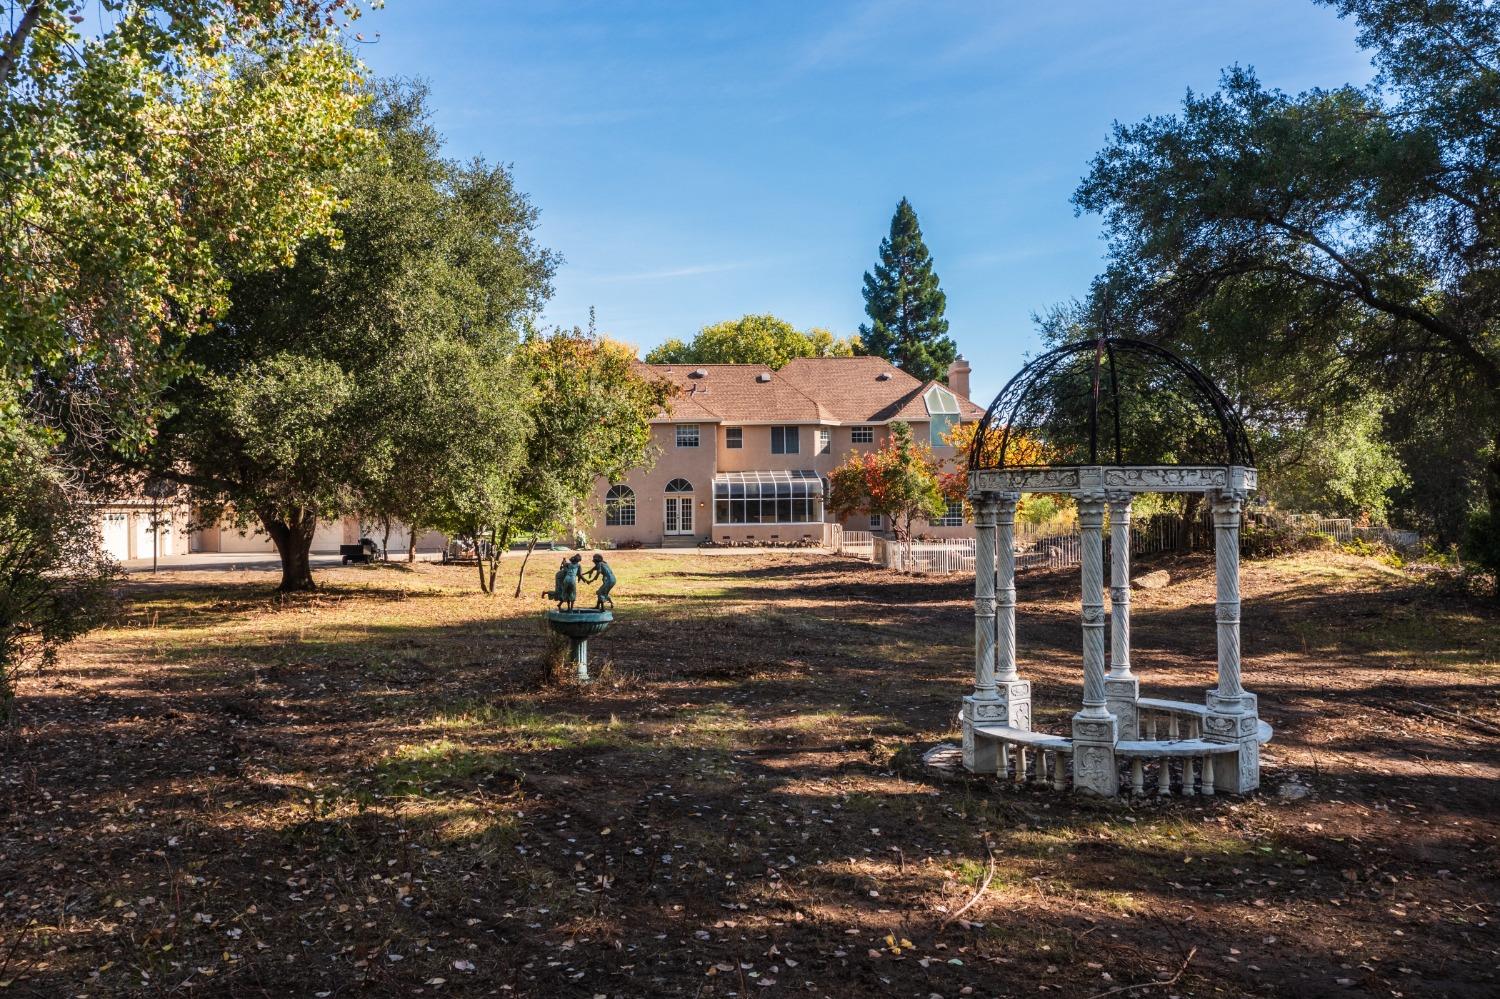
[{"x1": 664, "y1": 496, "x2": 694, "y2": 535}]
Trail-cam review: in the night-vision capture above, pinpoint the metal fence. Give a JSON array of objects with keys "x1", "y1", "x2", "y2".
[{"x1": 844, "y1": 509, "x2": 1424, "y2": 577}]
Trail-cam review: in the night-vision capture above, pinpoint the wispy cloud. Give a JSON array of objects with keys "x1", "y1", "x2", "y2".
[
  {"x1": 788, "y1": 0, "x2": 914, "y2": 75},
  {"x1": 590, "y1": 261, "x2": 751, "y2": 283}
]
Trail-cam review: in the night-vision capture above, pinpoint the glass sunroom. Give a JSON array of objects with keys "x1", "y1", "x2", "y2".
[{"x1": 712, "y1": 470, "x2": 825, "y2": 525}]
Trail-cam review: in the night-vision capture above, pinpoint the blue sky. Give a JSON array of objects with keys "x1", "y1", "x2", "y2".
[{"x1": 356, "y1": 1, "x2": 1373, "y2": 404}]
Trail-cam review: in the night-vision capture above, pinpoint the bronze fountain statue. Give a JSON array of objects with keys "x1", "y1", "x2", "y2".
[{"x1": 542, "y1": 553, "x2": 616, "y2": 681}]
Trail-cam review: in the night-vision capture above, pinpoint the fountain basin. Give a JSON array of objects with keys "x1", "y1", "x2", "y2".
[{"x1": 544, "y1": 609, "x2": 613, "y2": 681}]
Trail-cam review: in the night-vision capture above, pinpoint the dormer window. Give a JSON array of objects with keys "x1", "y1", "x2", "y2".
[{"x1": 924, "y1": 385, "x2": 960, "y2": 446}]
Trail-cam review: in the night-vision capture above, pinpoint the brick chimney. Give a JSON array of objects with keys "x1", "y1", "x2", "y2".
[{"x1": 947, "y1": 355, "x2": 971, "y2": 399}]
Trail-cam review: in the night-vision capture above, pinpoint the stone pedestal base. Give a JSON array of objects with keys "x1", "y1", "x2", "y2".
[
  {"x1": 1070, "y1": 711, "x2": 1119, "y2": 796},
  {"x1": 1204, "y1": 689, "x2": 1261, "y2": 793},
  {"x1": 1105, "y1": 676, "x2": 1140, "y2": 740},
  {"x1": 962, "y1": 683, "x2": 1032, "y2": 774}
]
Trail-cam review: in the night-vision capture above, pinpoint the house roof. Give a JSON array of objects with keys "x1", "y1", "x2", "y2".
[
  {"x1": 635, "y1": 362, "x2": 826, "y2": 424},
  {"x1": 635, "y1": 356, "x2": 983, "y2": 424}
]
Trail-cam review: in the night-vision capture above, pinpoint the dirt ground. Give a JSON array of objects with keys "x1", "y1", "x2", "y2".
[{"x1": 1, "y1": 549, "x2": 1497, "y2": 998}]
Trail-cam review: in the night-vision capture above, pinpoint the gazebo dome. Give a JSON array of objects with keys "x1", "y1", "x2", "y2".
[{"x1": 968, "y1": 336, "x2": 1254, "y2": 471}]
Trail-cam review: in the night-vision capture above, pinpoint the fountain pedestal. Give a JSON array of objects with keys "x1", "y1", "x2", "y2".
[{"x1": 544, "y1": 610, "x2": 614, "y2": 682}]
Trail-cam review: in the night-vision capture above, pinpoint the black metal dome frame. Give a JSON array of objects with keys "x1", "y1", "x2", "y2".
[{"x1": 968, "y1": 336, "x2": 1254, "y2": 471}]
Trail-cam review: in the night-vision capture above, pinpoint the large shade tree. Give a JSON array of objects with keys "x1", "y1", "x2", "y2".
[
  {"x1": 0, "y1": 2, "x2": 370, "y2": 695},
  {"x1": 149, "y1": 81, "x2": 555, "y2": 591},
  {"x1": 1070, "y1": 0, "x2": 1500, "y2": 582}
]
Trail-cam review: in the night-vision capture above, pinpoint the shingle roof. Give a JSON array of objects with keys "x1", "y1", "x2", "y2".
[
  {"x1": 634, "y1": 363, "x2": 825, "y2": 423},
  {"x1": 635, "y1": 356, "x2": 982, "y2": 424}
]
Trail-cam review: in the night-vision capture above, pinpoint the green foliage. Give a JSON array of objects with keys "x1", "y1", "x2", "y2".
[
  {"x1": 2, "y1": 1, "x2": 372, "y2": 446},
  {"x1": 0, "y1": 427, "x2": 116, "y2": 721},
  {"x1": 1257, "y1": 396, "x2": 1408, "y2": 521},
  {"x1": 152, "y1": 80, "x2": 555, "y2": 591},
  {"x1": 858, "y1": 198, "x2": 956, "y2": 383},
  {"x1": 644, "y1": 315, "x2": 858, "y2": 368},
  {"x1": 1239, "y1": 521, "x2": 1336, "y2": 561},
  {"x1": 828, "y1": 422, "x2": 947, "y2": 540},
  {"x1": 1067, "y1": 0, "x2": 1500, "y2": 547},
  {"x1": 1462, "y1": 508, "x2": 1500, "y2": 596}
]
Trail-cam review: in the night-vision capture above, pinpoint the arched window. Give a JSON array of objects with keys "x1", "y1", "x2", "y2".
[
  {"x1": 605, "y1": 484, "x2": 636, "y2": 526},
  {"x1": 665, "y1": 478, "x2": 694, "y2": 494}
]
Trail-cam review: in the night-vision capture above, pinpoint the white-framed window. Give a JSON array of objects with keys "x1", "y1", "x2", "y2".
[
  {"x1": 725, "y1": 427, "x2": 743, "y2": 449},
  {"x1": 933, "y1": 499, "x2": 965, "y2": 527},
  {"x1": 851, "y1": 426, "x2": 874, "y2": 444},
  {"x1": 675, "y1": 424, "x2": 700, "y2": 448},
  {"x1": 817, "y1": 428, "x2": 831, "y2": 454},
  {"x1": 869, "y1": 512, "x2": 882, "y2": 529},
  {"x1": 605, "y1": 484, "x2": 636, "y2": 526},
  {"x1": 770, "y1": 425, "x2": 800, "y2": 454}
]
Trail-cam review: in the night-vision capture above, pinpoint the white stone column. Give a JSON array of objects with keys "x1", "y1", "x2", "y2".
[
  {"x1": 962, "y1": 493, "x2": 1000, "y2": 773},
  {"x1": 962, "y1": 492, "x2": 1028, "y2": 776},
  {"x1": 992, "y1": 493, "x2": 1030, "y2": 729},
  {"x1": 1204, "y1": 486, "x2": 1260, "y2": 793},
  {"x1": 1071, "y1": 490, "x2": 1118, "y2": 795},
  {"x1": 1104, "y1": 490, "x2": 1140, "y2": 738}
]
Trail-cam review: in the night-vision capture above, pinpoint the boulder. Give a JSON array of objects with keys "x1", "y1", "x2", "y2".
[{"x1": 1132, "y1": 569, "x2": 1171, "y2": 590}]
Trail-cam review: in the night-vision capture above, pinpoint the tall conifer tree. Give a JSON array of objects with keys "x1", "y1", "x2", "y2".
[{"x1": 858, "y1": 198, "x2": 957, "y2": 382}]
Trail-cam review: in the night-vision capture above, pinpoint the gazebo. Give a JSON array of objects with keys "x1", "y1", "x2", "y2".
[{"x1": 960, "y1": 336, "x2": 1272, "y2": 796}]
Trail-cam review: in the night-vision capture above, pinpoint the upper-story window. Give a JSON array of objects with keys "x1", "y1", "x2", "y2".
[
  {"x1": 770, "y1": 426, "x2": 800, "y2": 454},
  {"x1": 725, "y1": 427, "x2": 743, "y2": 449},
  {"x1": 851, "y1": 426, "x2": 874, "y2": 444},
  {"x1": 817, "y1": 428, "x2": 831, "y2": 454},
  {"x1": 932, "y1": 499, "x2": 965, "y2": 527},
  {"x1": 925, "y1": 385, "x2": 961, "y2": 446},
  {"x1": 676, "y1": 424, "x2": 700, "y2": 448}
]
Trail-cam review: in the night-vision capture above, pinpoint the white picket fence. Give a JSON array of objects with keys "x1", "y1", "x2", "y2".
[
  {"x1": 872, "y1": 536, "x2": 976, "y2": 573},
  {"x1": 838, "y1": 530, "x2": 875, "y2": 559}
]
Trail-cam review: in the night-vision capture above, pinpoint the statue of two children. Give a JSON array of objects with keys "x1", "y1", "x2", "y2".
[{"x1": 546, "y1": 553, "x2": 615, "y2": 611}]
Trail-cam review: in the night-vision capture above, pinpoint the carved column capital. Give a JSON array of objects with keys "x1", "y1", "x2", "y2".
[{"x1": 1103, "y1": 488, "x2": 1134, "y2": 510}]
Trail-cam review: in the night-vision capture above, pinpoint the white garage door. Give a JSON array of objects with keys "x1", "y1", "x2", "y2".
[
  {"x1": 100, "y1": 513, "x2": 130, "y2": 561},
  {"x1": 311, "y1": 519, "x2": 346, "y2": 554}
]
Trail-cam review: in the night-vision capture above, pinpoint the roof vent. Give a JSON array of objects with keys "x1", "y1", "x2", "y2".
[
  {"x1": 876, "y1": 371, "x2": 892, "y2": 381},
  {"x1": 756, "y1": 372, "x2": 772, "y2": 383},
  {"x1": 689, "y1": 368, "x2": 708, "y2": 379}
]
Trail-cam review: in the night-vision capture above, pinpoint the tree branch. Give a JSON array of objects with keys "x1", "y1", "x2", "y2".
[{"x1": 0, "y1": 3, "x2": 45, "y2": 90}]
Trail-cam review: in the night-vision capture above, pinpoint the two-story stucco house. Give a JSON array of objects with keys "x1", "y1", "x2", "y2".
[{"x1": 585, "y1": 354, "x2": 985, "y2": 547}]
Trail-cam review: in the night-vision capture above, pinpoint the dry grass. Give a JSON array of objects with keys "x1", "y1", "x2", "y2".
[{"x1": 0, "y1": 550, "x2": 1497, "y2": 997}]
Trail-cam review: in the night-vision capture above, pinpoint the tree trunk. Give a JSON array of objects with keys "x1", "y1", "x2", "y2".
[
  {"x1": 474, "y1": 537, "x2": 490, "y2": 593},
  {"x1": 381, "y1": 516, "x2": 392, "y2": 563},
  {"x1": 260, "y1": 508, "x2": 318, "y2": 592},
  {"x1": 514, "y1": 538, "x2": 538, "y2": 599},
  {"x1": 407, "y1": 525, "x2": 417, "y2": 563},
  {"x1": 484, "y1": 525, "x2": 502, "y2": 597}
]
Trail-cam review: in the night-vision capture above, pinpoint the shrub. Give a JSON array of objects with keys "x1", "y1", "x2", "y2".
[
  {"x1": 1462, "y1": 508, "x2": 1500, "y2": 597},
  {"x1": 0, "y1": 436, "x2": 118, "y2": 722}
]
